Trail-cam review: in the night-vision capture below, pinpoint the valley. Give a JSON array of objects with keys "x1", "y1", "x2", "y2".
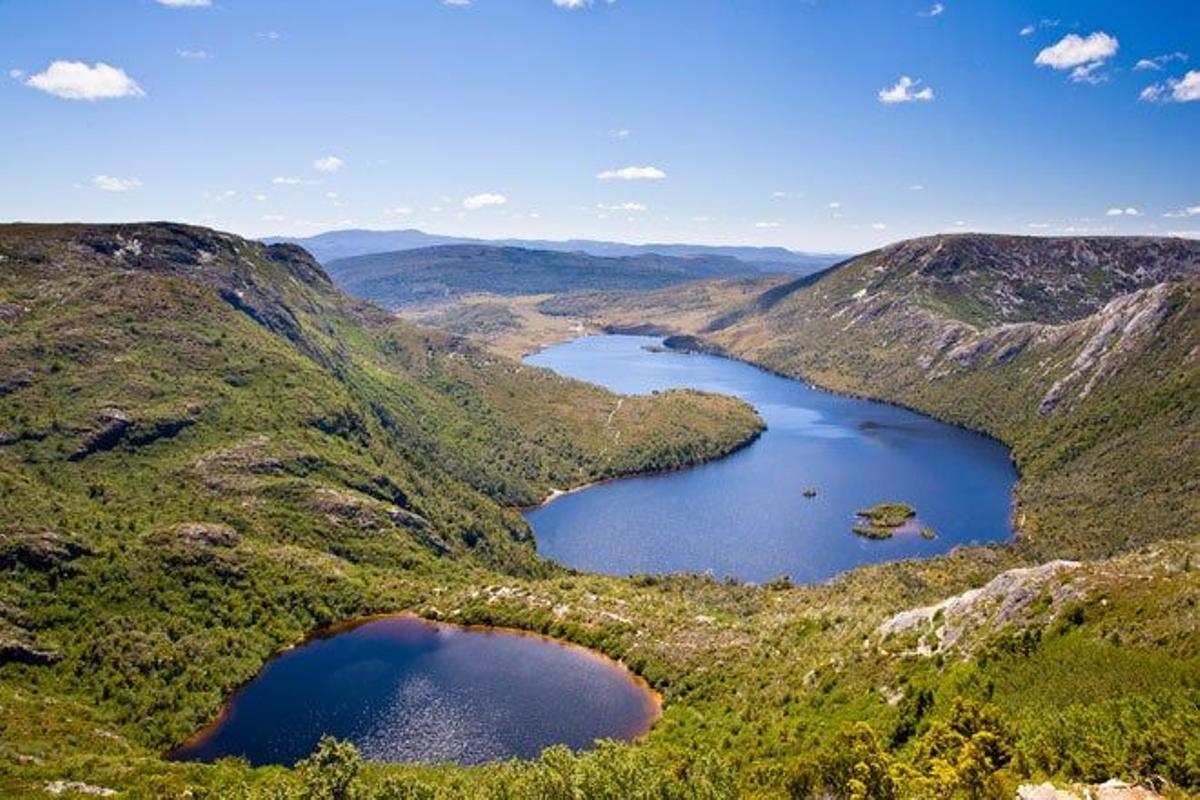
[{"x1": 0, "y1": 225, "x2": 1196, "y2": 799}]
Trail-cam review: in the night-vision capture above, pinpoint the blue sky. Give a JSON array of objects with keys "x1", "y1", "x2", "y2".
[{"x1": 1, "y1": 0, "x2": 1197, "y2": 252}]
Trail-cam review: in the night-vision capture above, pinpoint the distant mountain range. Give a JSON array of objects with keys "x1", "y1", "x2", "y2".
[
  {"x1": 264, "y1": 228, "x2": 848, "y2": 273},
  {"x1": 324, "y1": 244, "x2": 761, "y2": 308}
]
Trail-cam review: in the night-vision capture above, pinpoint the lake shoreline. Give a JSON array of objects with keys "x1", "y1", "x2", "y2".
[
  {"x1": 523, "y1": 332, "x2": 1022, "y2": 540},
  {"x1": 168, "y1": 612, "x2": 662, "y2": 764}
]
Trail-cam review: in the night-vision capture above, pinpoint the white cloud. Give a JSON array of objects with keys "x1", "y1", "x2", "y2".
[
  {"x1": 156, "y1": 0, "x2": 211, "y2": 6},
  {"x1": 597, "y1": 202, "x2": 646, "y2": 211},
  {"x1": 1027, "y1": 223, "x2": 1051, "y2": 229},
  {"x1": 1134, "y1": 52, "x2": 1188, "y2": 71},
  {"x1": 8, "y1": 68, "x2": 25, "y2": 79},
  {"x1": 871, "y1": 222, "x2": 887, "y2": 230},
  {"x1": 754, "y1": 221, "x2": 781, "y2": 229},
  {"x1": 272, "y1": 176, "x2": 303, "y2": 185},
  {"x1": 92, "y1": 175, "x2": 142, "y2": 193},
  {"x1": 920, "y1": 3, "x2": 944, "y2": 17},
  {"x1": 1171, "y1": 70, "x2": 1200, "y2": 101},
  {"x1": 256, "y1": 31, "x2": 281, "y2": 41},
  {"x1": 25, "y1": 61, "x2": 144, "y2": 100},
  {"x1": 261, "y1": 214, "x2": 286, "y2": 223},
  {"x1": 313, "y1": 155, "x2": 345, "y2": 173},
  {"x1": 177, "y1": 49, "x2": 209, "y2": 60},
  {"x1": 1140, "y1": 84, "x2": 1167, "y2": 103},
  {"x1": 878, "y1": 75, "x2": 935, "y2": 104},
  {"x1": 1141, "y1": 70, "x2": 1200, "y2": 103},
  {"x1": 910, "y1": 184, "x2": 925, "y2": 191},
  {"x1": 385, "y1": 206, "x2": 414, "y2": 216},
  {"x1": 254, "y1": 194, "x2": 267, "y2": 202},
  {"x1": 828, "y1": 201, "x2": 842, "y2": 209},
  {"x1": 1020, "y1": 19, "x2": 1059, "y2": 37},
  {"x1": 596, "y1": 165, "x2": 666, "y2": 181},
  {"x1": 1105, "y1": 207, "x2": 1142, "y2": 217},
  {"x1": 609, "y1": 128, "x2": 630, "y2": 138},
  {"x1": 553, "y1": 0, "x2": 591, "y2": 7},
  {"x1": 1163, "y1": 206, "x2": 1200, "y2": 218},
  {"x1": 1035, "y1": 32, "x2": 1119, "y2": 84},
  {"x1": 463, "y1": 192, "x2": 507, "y2": 210},
  {"x1": 443, "y1": 0, "x2": 472, "y2": 5},
  {"x1": 1167, "y1": 230, "x2": 1200, "y2": 239}
]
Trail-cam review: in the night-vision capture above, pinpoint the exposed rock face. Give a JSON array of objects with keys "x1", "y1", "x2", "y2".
[
  {"x1": 68, "y1": 406, "x2": 200, "y2": 461},
  {"x1": 1017, "y1": 780, "x2": 1163, "y2": 800},
  {"x1": 0, "y1": 527, "x2": 92, "y2": 571},
  {"x1": 0, "y1": 638, "x2": 60, "y2": 666},
  {"x1": 877, "y1": 560, "x2": 1081, "y2": 655},
  {"x1": 44, "y1": 780, "x2": 117, "y2": 797},
  {"x1": 852, "y1": 234, "x2": 1200, "y2": 325}
]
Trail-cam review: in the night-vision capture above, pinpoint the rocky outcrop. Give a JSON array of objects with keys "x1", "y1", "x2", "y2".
[
  {"x1": 0, "y1": 527, "x2": 92, "y2": 571},
  {"x1": 69, "y1": 406, "x2": 200, "y2": 461},
  {"x1": 877, "y1": 560, "x2": 1081, "y2": 655},
  {"x1": 1017, "y1": 779, "x2": 1162, "y2": 799},
  {"x1": 44, "y1": 780, "x2": 117, "y2": 797}
]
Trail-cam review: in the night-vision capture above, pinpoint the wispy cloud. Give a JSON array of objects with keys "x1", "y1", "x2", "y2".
[
  {"x1": 1035, "y1": 32, "x2": 1119, "y2": 84},
  {"x1": 156, "y1": 0, "x2": 211, "y2": 6},
  {"x1": 878, "y1": 76, "x2": 934, "y2": 104},
  {"x1": 271, "y1": 176, "x2": 304, "y2": 185},
  {"x1": 92, "y1": 175, "x2": 142, "y2": 192},
  {"x1": 1134, "y1": 52, "x2": 1188, "y2": 71},
  {"x1": 1163, "y1": 206, "x2": 1200, "y2": 218},
  {"x1": 313, "y1": 155, "x2": 345, "y2": 173},
  {"x1": 754, "y1": 221, "x2": 781, "y2": 229},
  {"x1": 596, "y1": 165, "x2": 666, "y2": 181},
  {"x1": 1105, "y1": 207, "x2": 1142, "y2": 217},
  {"x1": 1020, "y1": 18, "x2": 1059, "y2": 37},
  {"x1": 463, "y1": 192, "x2": 507, "y2": 209},
  {"x1": 177, "y1": 49, "x2": 209, "y2": 60},
  {"x1": 25, "y1": 61, "x2": 144, "y2": 100},
  {"x1": 597, "y1": 202, "x2": 646, "y2": 211},
  {"x1": 919, "y1": 3, "x2": 945, "y2": 18}
]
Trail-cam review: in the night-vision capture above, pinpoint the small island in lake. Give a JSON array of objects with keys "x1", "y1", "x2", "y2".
[{"x1": 852, "y1": 502, "x2": 917, "y2": 539}]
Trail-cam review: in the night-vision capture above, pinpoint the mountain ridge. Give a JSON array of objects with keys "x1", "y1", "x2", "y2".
[
  {"x1": 264, "y1": 227, "x2": 848, "y2": 273},
  {"x1": 322, "y1": 243, "x2": 764, "y2": 309}
]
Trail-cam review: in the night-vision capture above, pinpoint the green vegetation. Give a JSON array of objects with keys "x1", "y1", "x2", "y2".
[
  {"x1": 853, "y1": 504, "x2": 917, "y2": 538},
  {"x1": 325, "y1": 245, "x2": 758, "y2": 309},
  {"x1": 0, "y1": 225, "x2": 1196, "y2": 798}
]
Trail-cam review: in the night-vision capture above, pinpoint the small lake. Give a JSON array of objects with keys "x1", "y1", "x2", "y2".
[
  {"x1": 171, "y1": 616, "x2": 659, "y2": 766},
  {"x1": 524, "y1": 335, "x2": 1016, "y2": 583}
]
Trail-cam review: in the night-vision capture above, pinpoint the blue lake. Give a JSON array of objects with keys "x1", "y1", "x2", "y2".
[
  {"x1": 524, "y1": 335, "x2": 1017, "y2": 583},
  {"x1": 171, "y1": 616, "x2": 658, "y2": 766}
]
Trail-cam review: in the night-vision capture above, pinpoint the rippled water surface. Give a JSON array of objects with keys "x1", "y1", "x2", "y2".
[
  {"x1": 524, "y1": 335, "x2": 1016, "y2": 583},
  {"x1": 172, "y1": 616, "x2": 658, "y2": 766}
]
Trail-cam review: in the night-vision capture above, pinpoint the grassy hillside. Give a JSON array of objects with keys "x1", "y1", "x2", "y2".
[
  {"x1": 0, "y1": 226, "x2": 1196, "y2": 799},
  {"x1": 324, "y1": 244, "x2": 761, "y2": 309}
]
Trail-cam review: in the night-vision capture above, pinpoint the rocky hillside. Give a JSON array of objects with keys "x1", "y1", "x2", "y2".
[
  {"x1": 695, "y1": 235, "x2": 1200, "y2": 559},
  {"x1": 324, "y1": 244, "x2": 760, "y2": 309},
  {"x1": 774, "y1": 234, "x2": 1199, "y2": 326}
]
